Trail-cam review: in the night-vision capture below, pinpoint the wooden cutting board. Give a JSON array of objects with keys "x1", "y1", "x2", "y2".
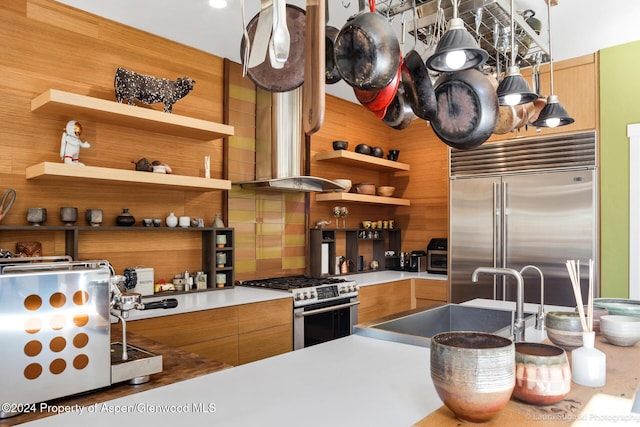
[
  {"x1": 302, "y1": 0, "x2": 325, "y2": 135},
  {"x1": 413, "y1": 335, "x2": 640, "y2": 426}
]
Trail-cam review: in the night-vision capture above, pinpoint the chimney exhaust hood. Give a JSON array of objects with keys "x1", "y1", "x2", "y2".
[{"x1": 237, "y1": 88, "x2": 345, "y2": 193}]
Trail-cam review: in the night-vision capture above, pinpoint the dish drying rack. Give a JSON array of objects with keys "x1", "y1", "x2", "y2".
[{"x1": 376, "y1": 0, "x2": 550, "y2": 73}]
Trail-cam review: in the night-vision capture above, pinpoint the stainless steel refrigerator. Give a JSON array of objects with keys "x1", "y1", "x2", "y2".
[{"x1": 449, "y1": 132, "x2": 598, "y2": 307}]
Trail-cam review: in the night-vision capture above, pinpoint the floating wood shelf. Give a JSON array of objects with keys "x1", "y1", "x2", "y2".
[
  {"x1": 31, "y1": 89, "x2": 234, "y2": 141},
  {"x1": 315, "y1": 150, "x2": 410, "y2": 172},
  {"x1": 315, "y1": 192, "x2": 410, "y2": 206},
  {"x1": 25, "y1": 162, "x2": 231, "y2": 192}
]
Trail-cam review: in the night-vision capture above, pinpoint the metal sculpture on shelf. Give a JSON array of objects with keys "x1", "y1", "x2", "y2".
[{"x1": 114, "y1": 67, "x2": 195, "y2": 113}]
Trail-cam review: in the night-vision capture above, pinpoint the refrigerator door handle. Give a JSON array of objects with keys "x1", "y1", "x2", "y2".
[
  {"x1": 493, "y1": 182, "x2": 500, "y2": 300},
  {"x1": 501, "y1": 181, "x2": 508, "y2": 300}
]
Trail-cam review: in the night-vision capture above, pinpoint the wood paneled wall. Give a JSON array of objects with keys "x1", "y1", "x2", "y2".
[
  {"x1": 0, "y1": 0, "x2": 225, "y2": 281},
  {"x1": 0, "y1": 1, "x2": 597, "y2": 282}
]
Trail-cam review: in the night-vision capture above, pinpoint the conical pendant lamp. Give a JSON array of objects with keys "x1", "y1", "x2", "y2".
[
  {"x1": 531, "y1": 0, "x2": 574, "y2": 127},
  {"x1": 425, "y1": 0, "x2": 488, "y2": 73},
  {"x1": 496, "y1": 0, "x2": 537, "y2": 106}
]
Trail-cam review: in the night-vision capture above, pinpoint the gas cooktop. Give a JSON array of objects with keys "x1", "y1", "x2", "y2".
[{"x1": 238, "y1": 275, "x2": 348, "y2": 291}]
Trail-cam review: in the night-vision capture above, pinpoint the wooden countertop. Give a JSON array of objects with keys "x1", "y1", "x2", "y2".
[
  {"x1": 413, "y1": 335, "x2": 640, "y2": 426},
  {"x1": 2, "y1": 334, "x2": 232, "y2": 426}
]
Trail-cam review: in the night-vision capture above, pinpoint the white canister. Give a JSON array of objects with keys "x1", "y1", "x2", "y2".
[{"x1": 179, "y1": 216, "x2": 190, "y2": 228}]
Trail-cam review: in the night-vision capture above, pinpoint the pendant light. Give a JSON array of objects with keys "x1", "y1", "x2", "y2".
[
  {"x1": 531, "y1": 0, "x2": 574, "y2": 127},
  {"x1": 496, "y1": 0, "x2": 537, "y2": 106},
  {"x1": 425, "y1": 0, "x2": 488, "y2": 73}
]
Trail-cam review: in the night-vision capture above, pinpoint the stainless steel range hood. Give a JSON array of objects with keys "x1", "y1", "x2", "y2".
[{"x1": 237, "y1": 88, "x2": 344, "y2": 192}]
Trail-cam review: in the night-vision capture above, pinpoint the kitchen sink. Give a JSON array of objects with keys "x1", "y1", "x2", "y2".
[{"x1": 354, "y1": 304, "x2": 533, "y2": 347}]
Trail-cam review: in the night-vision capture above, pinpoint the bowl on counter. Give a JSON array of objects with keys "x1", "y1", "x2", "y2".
[
  {"x1": 352, "y1": 183, "x2": 376, "y2": 195},
  {"x1": 376, "y1": 186, "x2": 395, "y2": 197},
  {"x1": 600, "y1": 315, "x2": 640, "y2": 346},
  {"x1": 545, "y1": 311, "x2": 585, "y2": 351},
  {"x1": 333, "y1": 179, "x2": 352, "y2": 192},
  {"x1": 513, "y1": 342, "x2": 571, "y2": 405},
  {"x1": 593, "y1": 298, "x2": 640, "y2": 318},
  {"x1": 575, "y1": 305, "x2": 609, "y2": 333},
  {"x1": 430, "y1": 332, "x2": 515, "y2": 423},
  {"x1": 332, "y1": 140, "x2": 348, "y2": 150}
]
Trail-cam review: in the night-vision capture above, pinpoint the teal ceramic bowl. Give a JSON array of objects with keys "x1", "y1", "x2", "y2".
[{"x1": 593, "y1": 299, "x2": 640, "y2": 318}]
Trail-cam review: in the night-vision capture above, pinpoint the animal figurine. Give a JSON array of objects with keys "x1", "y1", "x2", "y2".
[
  {"x1": 60, "y1": 120, "x2": 90, "y2": 165},
  {"x1": 114, "y1": 67, "x2": 195, "y2": 113},
  {"x1": 315, "y1": 219, "x2": 332, "y2": 229}
]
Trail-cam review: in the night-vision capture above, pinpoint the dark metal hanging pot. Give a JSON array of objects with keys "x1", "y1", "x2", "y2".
[
  {"x1": 382, "y1": 89, "x2": 415, "y2": 130},
  {"x1": 401, "y1": 50, "x2": 436, "y2": 121},
  {"x1": 333, "y1": 0, "x2": 400, "y2": 91},
  {"x1": 430, "y1": 68, "x2": 498, "y2": 150}
]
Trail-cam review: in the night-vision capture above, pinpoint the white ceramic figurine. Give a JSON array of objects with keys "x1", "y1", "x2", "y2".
[{"x1": 60, "y1": 120, "x2": 90, "y2": 165}]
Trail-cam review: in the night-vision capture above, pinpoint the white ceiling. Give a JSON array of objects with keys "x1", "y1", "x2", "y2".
[{"x1": 56, "y1": 0, "x2": 640, "y2": 104}]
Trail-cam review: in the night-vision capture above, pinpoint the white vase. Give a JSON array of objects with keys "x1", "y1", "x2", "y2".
[
  {"x1": 214, "y1": 213, "x2": 225, "y2": 228},
  {"x1": 165, "y1": 212, "x2": 178, "y2": 228},
  {"x1": 571, "y1": 331, "x2": 606, "y2": 387}
]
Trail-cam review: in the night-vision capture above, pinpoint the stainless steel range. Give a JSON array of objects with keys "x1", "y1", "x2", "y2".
[{"x1": 239, "y1": 276, "x2": 359, "y2": 350}]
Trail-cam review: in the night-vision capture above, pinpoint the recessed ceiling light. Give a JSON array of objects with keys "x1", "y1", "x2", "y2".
[{"x1": 209, "y1": 0, "x2": 227, "y2": 9}]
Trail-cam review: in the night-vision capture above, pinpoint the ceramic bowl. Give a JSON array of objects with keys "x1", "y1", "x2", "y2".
[
  {"x1": 333, "y1": 179, "x2": 352, "y2": 192},
  {"x1": 430, "y1": 332, "x2": 515, "y2": 423},
  {"x1": 574, "y1": 305, "x2": 609, "y2": 333},
  {"x1": 545, "y1": 311, "x2": 585, "y2": 350},
  {"x1": 377, "y1": 186, "x2": 395, "y2": 197},
  {"x1": 594, "y1": 298, "x2": 640, "y2": 318},
  {"x1": 352, "y1": 183, "x2": 376, "y2": 195},
  {"x1": 362, "y1": 220, "x2": 372, "y2": 229},
  {"x1": 387, "y1": 149, "x2": 400, "y2": 161},
  {"x1": 332, "y1": 140, "x2": 348, "y2": 150},
  {"x1": 513, "y1": 342, "x2": 571, "y2": 405},
  {"x1": 355, "y1": 144, "x2": 371, "y2": 155},
  {"x1": 600, "y1": 315, "x2": 640, "y2": 346}
]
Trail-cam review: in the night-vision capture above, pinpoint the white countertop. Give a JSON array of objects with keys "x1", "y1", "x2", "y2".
[
  {"x1": 124, "y1": 271, "x2": 446, "y2": 321},
  {"x1": 23, "y1": 299, "x2": 571, "y2": 427},
  {"x1": 21, "y1": 335, "x2": 437, "y2": 427}
]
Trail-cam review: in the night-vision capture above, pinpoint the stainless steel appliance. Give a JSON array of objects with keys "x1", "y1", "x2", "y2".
[
  {"x1": 238, "y1": 276, "x2": 359, "y2": 350},
  {"x1": 449, "y1": 132, "x2": 598, "y2": 306},
  {"x1": 0, "y1": 258, "x2": 176, "y2": 418},
  {"x1": 427, "y1": 238, "x2": 448, "y2": 274},
  {"x1": 407, "y1": 251, "x2": 427, "y2": 272}
]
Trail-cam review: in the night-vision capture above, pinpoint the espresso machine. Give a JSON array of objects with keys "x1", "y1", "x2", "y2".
[{"x1": 0, "y1": 258, "x2": 177, "y2": 418}]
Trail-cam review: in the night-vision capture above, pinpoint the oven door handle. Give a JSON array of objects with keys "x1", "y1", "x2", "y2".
[{"x1": 295, "y1": 301, "x2": 360, "y2": 317}]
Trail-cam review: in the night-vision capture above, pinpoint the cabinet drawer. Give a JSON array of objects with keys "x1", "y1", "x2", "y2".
[
  {"x1": 123, "y1": 306, "x2": 238, "y2": 347},
  {"x1": 414, "y1": 279, "x2": 448, "y2": 302},
  {"x1": 179, "y1": 335, "x2": 239, "y2": 367},
  {"x1": 238, "y1": 323, "x2": 293, "y2": 364},
  {"x1": 238, "y1": 298, "x2": 292, "y2": 334}
]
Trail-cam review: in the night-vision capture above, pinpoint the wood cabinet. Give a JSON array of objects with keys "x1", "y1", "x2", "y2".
[
  {"x1": 310, "y1": 228, "x2": 401, "y2": 277},
  {"x1": 414, "y1": 278, "x2": 449, "y2": 308},
  {"x1": 205, "y1": 228, "x2": 235, "y2": 289},
  {"x1": 357, "y1": 280, "x2": 413, "y2": 324},
  {"x1": 314, "y1": 150, "x2": 411, "y2": 206},
  {"x1": 113, "y1": 306, "x2": 240, "y2": 365},
  {"x1": 238, "y1": 299, "x2": 293, "y2": 364},
  {"x1": 116, "y1": 298, "x2": 293, "y2": 366}
]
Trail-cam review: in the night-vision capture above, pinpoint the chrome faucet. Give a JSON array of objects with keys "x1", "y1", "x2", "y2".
[
  {"x1": 520, "y1": 265, "x2": 545, "y2": 331},
  {"x1": 472, "y1": 267, "x2": 525, "y2": 342}
]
